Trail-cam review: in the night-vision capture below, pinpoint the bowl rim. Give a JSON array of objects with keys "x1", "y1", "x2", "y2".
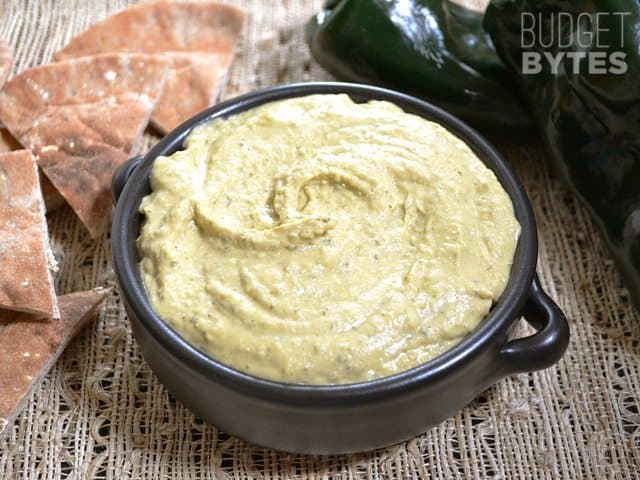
[{"x1": 112, "y1": 82, "x2": 538, "y2": 405}]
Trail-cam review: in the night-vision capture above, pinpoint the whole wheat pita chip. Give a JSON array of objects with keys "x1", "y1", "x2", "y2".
[
  {"x1": 0, "y1": 151, "x2": 58, "y2": 319},
  {"x1": 0, "y1": 53, "x2": 170, "y2": 237},
  {"x1": 39, "y1": 143, "x2": 128, "y2": 236},
  {"x1": 0, "y1": 288, "x2": 110, "y2": 439},
  {"x1": 0, "y1": 40, "x2": 11, "y2": 89},
  {"x1": 54, "y1": 1, "x2": 245, "y2": 57},
  {"x1": 152, "y1": 52, "x2": 234, "y2": 133},
  {"x1": 55, "y1": 1, "x2": 245, "y2": 132},
  {"x1": 0, "y1": 128, "x2": 64, "y2": 212}
]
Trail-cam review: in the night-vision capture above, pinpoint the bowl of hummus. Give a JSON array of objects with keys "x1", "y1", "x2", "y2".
[{"x1": 112, "y1": 82, "x2": 569, "y2": 454}]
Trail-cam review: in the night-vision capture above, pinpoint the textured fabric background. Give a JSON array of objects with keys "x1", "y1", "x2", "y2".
[{"x1": 0, "y1": 1, "x2": 638, "y2": 478}]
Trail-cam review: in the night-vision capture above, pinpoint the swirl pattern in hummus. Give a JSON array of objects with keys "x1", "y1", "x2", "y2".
[{"x1": 138, "y1": 94, "x2": 520, "y2": 384}]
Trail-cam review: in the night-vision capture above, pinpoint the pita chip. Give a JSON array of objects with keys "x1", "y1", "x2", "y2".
[
  {"x1": 0, "y1": 128, "x2": 64, "y2": 213},
  {"x1": 0, "y1": 288, "x2": 110, "y2": 439},
  {"x1": 147, "y1": 52, "x2": 233, "y2": 133},
  {"x1": 0, "y1": 53, "x2": 170, "y2": 237},
  {"x1": 0, "y1": 40, "x2": 11, "y2": 89},
  {"x1": 0, "y1": 151, "x2": 58, "y2": 319},
  {"x1": 55, "y1": 1, "x2": 245, "y2": 132}
]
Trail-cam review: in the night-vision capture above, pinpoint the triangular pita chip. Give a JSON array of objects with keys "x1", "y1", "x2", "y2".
[
  {"x1": 0, "y1": 288, "x2": 110, "y2": 439},
  {"x1": 0, "y1": 40, "x2": 11, "y2": 88},
  {"x1": 0, "y1": 151, "x2": 58, "y2": 319},
  {"x1": 55, "y1": 0, "x2": 245, "y2": 132},
  {"x1": 147, "y1": 52, "x2": 232, "y2": 133},
  {"x1": 0, "y1": 128, "x2": 65, "y2": 212},
  {"x1": 0, "y1": 53, "x2": 170, "y2": 237},
  {"x1": 0, "y1": 128, "x2": 64, "y2": 212}
]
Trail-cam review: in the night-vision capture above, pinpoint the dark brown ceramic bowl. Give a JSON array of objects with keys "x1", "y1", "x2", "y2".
[{"x1": 111, "y1": 82, "x2": 569, "y2": 454}]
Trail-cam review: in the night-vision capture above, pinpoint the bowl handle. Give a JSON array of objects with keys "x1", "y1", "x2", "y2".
[
  {"x1": 499, "y1": 275, "x2": 569, "y2": 374},
  {"x1": 112, "y1": 155, "x2": 144, "y2": 203}
]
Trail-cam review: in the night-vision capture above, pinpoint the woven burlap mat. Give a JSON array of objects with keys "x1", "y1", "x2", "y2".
[{"x1": 1, "y1": 1, "x2": 639, "y2": 478}]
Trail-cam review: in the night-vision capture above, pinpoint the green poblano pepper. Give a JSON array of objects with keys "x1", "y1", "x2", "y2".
[
  {"x1": 306, "y1": 0, "x2": 534, "y2": 130},
  {"x1": 485, "y1": 0, "x2": 640, "y2": 307}
]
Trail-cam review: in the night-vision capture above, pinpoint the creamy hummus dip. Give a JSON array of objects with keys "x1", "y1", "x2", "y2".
[{"x1": 138, "y1": 94, "x2": 520, "y2": 385}]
